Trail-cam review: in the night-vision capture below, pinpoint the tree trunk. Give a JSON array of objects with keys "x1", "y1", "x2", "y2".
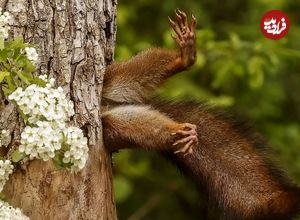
[{"x1": 0, "y1": 0, "x2": 117, "y2": 219}]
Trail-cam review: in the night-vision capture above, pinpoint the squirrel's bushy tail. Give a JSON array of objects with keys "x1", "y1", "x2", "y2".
[
  {"x1": 153, "y1": 100, "x2": 300, "y2": 220},
  {"x1": 266, "y1": 188, "x2": 300, "y2": 220}
]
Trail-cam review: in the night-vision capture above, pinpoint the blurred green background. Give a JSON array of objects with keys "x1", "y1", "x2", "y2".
[{"x1": 112, "y1": 0, "x2": 300, "y2": 219}]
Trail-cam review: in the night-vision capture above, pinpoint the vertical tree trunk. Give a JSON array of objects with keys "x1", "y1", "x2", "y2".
[{"x1": 0, "y1": 0, "x2": 117, "y2": 219}]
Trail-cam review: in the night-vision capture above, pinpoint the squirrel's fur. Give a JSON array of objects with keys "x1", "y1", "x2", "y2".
[
  {"x1": 101, "y1": 10, "x2": 300, "y2": 220},
  {"x1": 156, "y1": 101, "x2": 300, "y2": 220}
]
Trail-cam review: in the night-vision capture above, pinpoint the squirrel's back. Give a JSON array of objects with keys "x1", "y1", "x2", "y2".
[{"x1": 152, "y1": 100, "x2": 300, "y2": 220}]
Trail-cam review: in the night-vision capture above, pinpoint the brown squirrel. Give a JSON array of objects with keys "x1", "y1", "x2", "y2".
[{"x1": 101, "y1": 9, "x2": 300, "y2": 220}]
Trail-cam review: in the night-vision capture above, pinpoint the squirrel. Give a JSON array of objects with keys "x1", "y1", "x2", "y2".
[{"x1": 101, "y1": 9, "x2": 300, "y2": 220}]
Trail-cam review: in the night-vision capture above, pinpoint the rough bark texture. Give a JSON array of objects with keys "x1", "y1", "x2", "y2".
[{"x1": 0, "y1": 0, "x2": 117, "y2": 219}]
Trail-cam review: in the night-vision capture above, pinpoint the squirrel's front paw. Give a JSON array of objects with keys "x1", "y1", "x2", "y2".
[
  {"x1": 172, "y1": 123, "x2": 198, "y2": 156},
  {"x1": 168, "y1": 9, "x2": 197, "y2": 67}
]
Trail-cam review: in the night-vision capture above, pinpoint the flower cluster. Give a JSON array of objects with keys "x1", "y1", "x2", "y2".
[
  {"x1": 0, "y1": 200, "x2": 29, "y2": 220},
  {"x1": 8, "y1": 83, "x2": 74, "y2": 124},
  {"x1": 63, "y1": 127, "x2": 89, "y2": 171},
  {"x1": 0, "y1": 8, "x2": 12, "y2": 39},
  {"x1": 24, "y1": 47, "x2": 38, "y2": 64},
  {"x1": 0, "y1": 160, "x2": 13, "y2": 192},
  {"x1": 0, "y1": 130, "x2": 9, "y2": 146},
  {"x1": 19, "y1": 121, "x2": 63, "y2": 161},
  {"x1": 8, "y1": 76, "x2": 88, "y2": 172}
]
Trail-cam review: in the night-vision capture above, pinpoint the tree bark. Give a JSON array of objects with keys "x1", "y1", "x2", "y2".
[{"x1": 0, "y1": 0, "x2": 117, "y2": 219}]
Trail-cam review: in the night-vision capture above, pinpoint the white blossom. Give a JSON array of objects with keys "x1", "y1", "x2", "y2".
[
  {"x1": 8, "y1": 83, "x2": 75, "y2": 124},
  {"x1": 7, "y1": 87, "x2": 23, "y2": 102},
  {"x1": 19, "y1": 121, "x2": 89, "y2": 171},
  {"x1": 24, "y1": 47, "x2": 38, "y2": 64},
  {"x1": 8, "y1": 76, "x2": 88, "y2": 171},
  {"x1": 0, "y1": 160, "x2": 13, "y2": 192},
  {"x1": 0, "y1": 9, "x2": 12, "y2": 39},
  {"x1": 38, "y1": 74, "x2": 47, "y2": 81},
  {"x1": 19, "y1": 121, "x2": 63, "y2": 161},
  {"x1": 63, "y1": 127, "x2": 88, "y2": 172},
  {"x1": 0, "y1": 200, "x2": 29, "y2": 220}
]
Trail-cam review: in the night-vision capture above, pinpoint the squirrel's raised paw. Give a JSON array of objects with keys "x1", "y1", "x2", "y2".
[
  {"x1": 168, "y1": 9, "x2": 197, "y2": 68},
  {"x1": 168, "y1": 9, "x2": 196, "y2": 47},
  {"x1": 172, "y1": 123, "x2": 198, "y2": 156}
]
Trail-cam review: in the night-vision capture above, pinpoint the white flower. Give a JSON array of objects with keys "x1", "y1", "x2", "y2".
[
  {"x1": 9, "y1": 83, "x2": 75, "y2": 124},
  {"x1": 0, "y1": 200, "x2": 29, "y2": 220},
  {"x1": 19, "y1": 121, "x2": 63, "y2": 161},
  {"x1": 8, "y1": 76, "x2": 88, "y2": 171},
  {"x1": 0, "y1": 9, "x2": 12, "y2": 39},
  {"x1": 38, "y1": 74, "x2": 47, "y2": 81},
  {"x1": 49, "y1": 78, "x2": 55, "y2": 86},
  {"x1": 63, "y1": 127, "x2": 89, "y2": 172},
  {"x1": 8, "y1": 87, "x2": 23, "y2": 102},
  {"x1": 0, "y1": 160, "x2": 13, "y2": 192},
  {"x1": 0, "y1": 26, "x2": 9, "y2": 39},
  {"x1": 24, "y1": 47, "x2": 38, "y2": 64}
]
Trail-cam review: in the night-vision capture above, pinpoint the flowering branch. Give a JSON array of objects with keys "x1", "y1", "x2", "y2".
[{"x1": 0, "y1": 7, "x2": 89, "y2": 219}]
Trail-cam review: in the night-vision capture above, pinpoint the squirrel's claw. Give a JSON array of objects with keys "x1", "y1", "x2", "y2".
[
  {"x1": 169, "y1": 9, "x2": 196, "y2": 47},
  {"x1": 169, "y1": 10, "x2": 197, "y2": 68},
  {"x1": 173, "y1": 123, "x2": 198, "y2": 156}
]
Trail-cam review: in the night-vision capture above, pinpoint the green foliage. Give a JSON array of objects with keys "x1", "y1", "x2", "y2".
[
  {"x1": 0, "y1": 37, "x2": 37, "y2": 97},
  {"x1": 114, "y1": 1, "x2": 300, "y2": 219},
  {"x1": 53, "y1": 153, "x2": 72, "y2": 170},
  {"x1": 0, "y1": 71, "x2": 9, "y2": 83},
  {"x1": 11, "y1": 151, "x2": 25, "y2": 163}
]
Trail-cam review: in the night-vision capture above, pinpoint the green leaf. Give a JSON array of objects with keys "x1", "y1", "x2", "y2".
[
  {"x1": 21, "y1": 71, "x2": 34, "y2": 82},
  {"x1": 53, "y1": 153, "x2": 72, "y2": 170},
  {"x1": 12, "y1": 150, "x2": 26, "y2": 163},
  {"x1": 15, "y1": 56, "x2": 27, "y2": 68},
  {"x1": 6, "y1": 37, "x2": 25, "y2": 50},
  {"x1": 53, "y1": 154, "x2": 65, "y2": 170},
  {"x1": 32, "y1": 77, "x2": 47, "y2": 87},
  {"x1": 17, "y1": 71, "x2": 32, "y2": 85},
  {"x1": 5, "y1": 75, "x2": 16, "y2": 91},
  {"x1": 17, "y1": 107, "x2": 28, "y2": 122},
  {"x1": 23, "y1": 60, "x2": 36, "y2": 73},
  {"x1": 0, "y1": 71, "x2": 10, "y2": 83},
  {"x1": 2, "y1": 86, "x2": 13, "y2": 97},
  {"x1": 0, "y1": 48, "x2": 8, "y2": 62}
]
